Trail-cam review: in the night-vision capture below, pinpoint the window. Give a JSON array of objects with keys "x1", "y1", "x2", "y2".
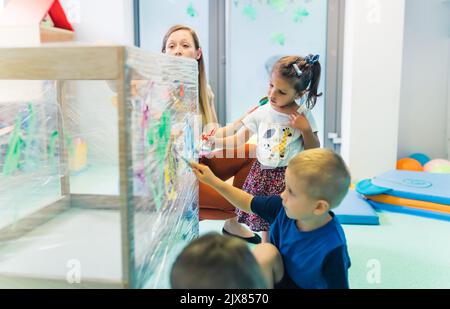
[
  {"x1": 137, "y1": 0, "x2": 210, "y2": 70},
  {"x1": 135, "y1": 0, "x2": 344, "y2": 151},
  {"x1": 226, "y1": 0, "x2": 328, "y2": 145}
]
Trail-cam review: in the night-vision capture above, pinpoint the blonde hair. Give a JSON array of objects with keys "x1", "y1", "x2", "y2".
[
  {"x1": 162, "y1": 25, "x2": 217, "y2": 125},
  {"x1": 288, "y1": 148, "x2": 351, "y2": 208}
]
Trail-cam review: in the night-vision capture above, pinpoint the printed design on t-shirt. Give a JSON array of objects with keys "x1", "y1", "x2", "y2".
[
  {"x1": 263, "y1": 128, "x2": 276, "y2": 139},
  {"x1": 272, "y1": 128, "x2": 293, "y2": 158},
  {"x1": 259, "y1": 124, "x2": 295, "y2": 164}
]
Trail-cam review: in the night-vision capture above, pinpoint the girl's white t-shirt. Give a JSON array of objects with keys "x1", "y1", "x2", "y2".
[{"x1": 242, "y1": 103, "x2": 318, "y2": 168}]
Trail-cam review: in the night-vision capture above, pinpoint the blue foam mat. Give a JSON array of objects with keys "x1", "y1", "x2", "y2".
[
  {"x1": 334, "y1": 190, "x2": 379, "y2": 225},
  {"x1": 368, "y1": 201, "x2": 450, "y2": 222},
  {"x1": 356, "y1": 179, "x2": 391, "y2": 196},
  {"x1": 371, "y1": 170, "x2": 450, "y2": 205}
]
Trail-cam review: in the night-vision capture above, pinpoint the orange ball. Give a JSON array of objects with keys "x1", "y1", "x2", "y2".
[{"x1": 396, "y1": 158, "x2": 423, "y2": 171}]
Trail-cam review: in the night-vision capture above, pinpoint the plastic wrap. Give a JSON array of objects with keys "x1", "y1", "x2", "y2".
[{"x1": 0, "y1": 45, "x2": 199, "y2": 288}]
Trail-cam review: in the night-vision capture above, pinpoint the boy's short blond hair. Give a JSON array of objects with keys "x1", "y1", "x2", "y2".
[{"x1": 288, "y1": 148, "x2": 351, "y2": 209}]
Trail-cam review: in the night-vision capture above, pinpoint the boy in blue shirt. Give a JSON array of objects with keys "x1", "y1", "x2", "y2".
[{"x1": 191, "y1": 148, "x2": 351, "y2": 289}]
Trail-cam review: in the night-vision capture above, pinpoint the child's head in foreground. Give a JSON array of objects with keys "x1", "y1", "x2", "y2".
[
  {"x1": 170, "y1": 232, "x2": 268, "y2": 289},
  {"x1": 280, "y1": 148, "x2": 351, "y2": 221}
]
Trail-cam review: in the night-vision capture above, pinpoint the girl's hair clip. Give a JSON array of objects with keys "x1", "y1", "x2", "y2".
[
  {"x1": 305, "y1": 54, "x2": 320, "y2": 65},
  {"x1": 292, "y1": 63, "x2": 302, "y2": 77}
]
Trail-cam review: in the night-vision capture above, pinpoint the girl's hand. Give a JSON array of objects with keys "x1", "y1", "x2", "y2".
[
  {"x1": 190, "y1": 162, "x2": 221, "y2": 187},
  {"x1": 289, "y1": 111, "x2": 312, "y2": 133}
]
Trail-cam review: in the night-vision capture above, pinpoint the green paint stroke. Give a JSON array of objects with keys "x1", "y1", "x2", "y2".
[
  {"x1": 148, "y1": 179, "x2": 164, "y2": 211},
  {"x1": 23, "y1": 103, "x2": 37, "y2": 170},
  {"x1": 293, "y1": 8, "x2": 309, "y2": 23},
  {"x1": 147, "y1": 110, "x2": 171, "y2": 164},
  {"x1": 187, "y1": 2, "x2": 198, "y2": 18},
  {"x1": 243, "y1": 4, "x2": 257, "y2": 21},
  {"x1": 269, "y1": 0, "x2": 286, "y2": 13},
  {"x1": 145, "y1": 111, "x2": 172, "y2": 211},
  {"x1": 270, "y1": 32, "x2": 286, "y2": 46},
  {"x1": 48, "y1": 130, "x2": 59, "y2": 160},
  {"x1": 2, "y1": 117, "x2": 24, "y2": 176}
]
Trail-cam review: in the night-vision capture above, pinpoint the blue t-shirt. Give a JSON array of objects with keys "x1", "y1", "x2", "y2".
[{"x1": 251, "y1": 195, "x2": 351, "y2": 289}]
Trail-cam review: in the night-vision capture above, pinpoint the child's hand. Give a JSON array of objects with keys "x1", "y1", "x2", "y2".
[
  {"x1": 201, "y1": 134, "x2": 216, "y2": 151},
  {"x1": 289, "y1": 111, "x2": 312, "y2": 133},
  {"x1": 190, "y1": 162, "x2": 221, "y2": 187}
]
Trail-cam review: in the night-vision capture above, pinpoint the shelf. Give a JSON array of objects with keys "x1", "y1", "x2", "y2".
[{"x1": 39, "y1": 25, "x2": 74, "y2": 43}]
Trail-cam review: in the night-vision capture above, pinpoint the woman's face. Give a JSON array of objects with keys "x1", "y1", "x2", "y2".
[{"x1": 165, "y1": 29, "x2": 202, "y2": 60}]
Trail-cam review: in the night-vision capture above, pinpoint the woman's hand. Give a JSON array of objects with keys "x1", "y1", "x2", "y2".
[
  {"x1": 190, "y1": 162, "x2": 221, "y2": 188},
  {"x1": 289, "y1": 111, "x2": 312, "y2": 133},
  {"x1": 201, "y1": 128, "x2": 217, "y2": 151}
]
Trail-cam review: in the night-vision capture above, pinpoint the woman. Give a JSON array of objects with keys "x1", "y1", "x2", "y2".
[{"x1": 162, "y1": 25, "x2": 261, "y2": 243}]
